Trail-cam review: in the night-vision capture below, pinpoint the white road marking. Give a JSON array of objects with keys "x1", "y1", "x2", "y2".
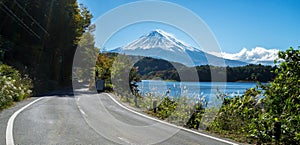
[
  {"x1": 6, "y1": 97, "x2": 44, "y2": 145},
  {"x1": 79, "y1": 108, "x2": 87, "y2": 116},
  {"x1": 77, "y1": 104, "x2": 87, "y2": 117},
  {"x1": 104, "y1": 93, "x2": 239, "y2": 145},
  {"x1": 118, "y1": 137, "x2": 134, "y2": 145}
]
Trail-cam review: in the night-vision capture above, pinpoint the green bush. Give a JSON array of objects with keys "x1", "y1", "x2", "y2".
[
  {"x1": 209, "y1": 48, "x2": 300, "y2": 144},
  {"x1": 156, "y1": 97, "x2": 178, "y2": 120},
  {"x1": 0, "y1": 64, "x2": 32, "y2": 109},
  {"x1": 140, "y1": 94, "x2": 207, "y2": 128},
  {"x1": 185, "y1": 102, "x2": 205, "y2": 129},
  {"x1": 258, "y1": 48, "x2": 300, "y2": 144},
  {"x1": 209, "y1": 88, "x2": 262, "y2": 142}
]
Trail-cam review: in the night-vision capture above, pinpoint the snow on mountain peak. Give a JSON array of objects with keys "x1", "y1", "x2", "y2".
[
  {"x1": 123, "y1": 29, "x2": 197, "y2": 51},
  {"x1": 153, "y1": 29, "x2": 174, "y2": 38},
  {"x1": 110, "y1": 29, "x2": 249, "y2": 66},
  {"x1": 145, "y1": 30, "x2": 164, "y2": 38}
]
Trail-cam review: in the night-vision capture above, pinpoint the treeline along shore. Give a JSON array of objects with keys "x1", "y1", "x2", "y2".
[{"x1": 129, "y1": 55, "x2": 276, "y2": 82}]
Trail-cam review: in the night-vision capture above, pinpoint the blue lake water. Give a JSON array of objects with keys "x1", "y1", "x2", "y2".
[{"x1": 137, "y1": 80, "x2": 260, "y2": 99}]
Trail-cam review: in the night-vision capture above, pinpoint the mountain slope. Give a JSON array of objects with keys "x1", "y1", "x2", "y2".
[{"x1": 109, "y1": 30, "x2": 247, "y2": 66}]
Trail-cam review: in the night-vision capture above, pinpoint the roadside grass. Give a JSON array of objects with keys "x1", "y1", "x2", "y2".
[{"x1": 0, "y1": 64, "x2": 32, "y2": 110}]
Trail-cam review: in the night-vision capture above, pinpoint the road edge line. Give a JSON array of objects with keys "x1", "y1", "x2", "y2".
[
  {"x1": 6, "y1": 97, "x2": 44, "y2": 145},
  {"x1": 104, "y1": 93, "x2": 239, "y2": 145}
]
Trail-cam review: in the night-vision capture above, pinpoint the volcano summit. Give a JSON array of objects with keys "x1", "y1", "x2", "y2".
[{"x1": 110, "y1": 30, "x2": 247, "y2": 66}]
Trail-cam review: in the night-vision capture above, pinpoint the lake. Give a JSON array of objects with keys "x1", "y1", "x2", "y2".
[{"x1": 137, "y1": 80, "x2": 260, "y2": 100}]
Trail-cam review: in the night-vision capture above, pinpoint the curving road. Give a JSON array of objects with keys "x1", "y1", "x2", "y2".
[{"x1": 0, "y1": 90, "x2": 239, "y2": 145}]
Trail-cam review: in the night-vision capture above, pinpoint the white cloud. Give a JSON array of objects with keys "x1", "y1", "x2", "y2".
[{"x1": 209, "y1": 47, "x2": 279, "y2": 65}]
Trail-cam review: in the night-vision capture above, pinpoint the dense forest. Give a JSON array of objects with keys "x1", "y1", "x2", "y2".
[
  {"x1": 133, "y1": 56, "x2": 276, "y2": 82},
  {"x1": 0, "y1": 0, "x2": 92, "y2": 94}
]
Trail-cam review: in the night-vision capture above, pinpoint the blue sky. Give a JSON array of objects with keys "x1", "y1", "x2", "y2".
[{"x1": 78, "y1": 0, "x2": 300, "y2": 53}]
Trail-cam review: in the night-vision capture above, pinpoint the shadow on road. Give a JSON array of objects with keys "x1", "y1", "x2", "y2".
[{"x1": 32, "y1": 82, "x2": 109, "y2": 98}]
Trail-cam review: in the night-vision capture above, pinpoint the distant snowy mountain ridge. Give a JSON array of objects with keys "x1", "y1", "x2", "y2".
[{"x1": 208, "y1": 47, "x2": 279, "y2": 65}]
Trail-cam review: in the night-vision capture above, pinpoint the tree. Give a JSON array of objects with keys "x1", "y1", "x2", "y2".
[
  {"x1": 110, "y1": 54, "x2": 142, "y2": 105},
  {"x1": 94, "y1": 53, "x2": 115, "y2": 91},
  {"x1": 96, "y1": 53, "x2": 114, "y2": 80},
  {"x1": 74, "y1": 24, "x2": 98, "y2": 83},
  {"x1": 129, "y1": 66, "x2": 141, "y2": 107}
]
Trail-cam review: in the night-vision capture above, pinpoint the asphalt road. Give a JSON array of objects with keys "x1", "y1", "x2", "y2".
[{"x1": 0, "y1": 90, "x2": 239, "y2": 145}]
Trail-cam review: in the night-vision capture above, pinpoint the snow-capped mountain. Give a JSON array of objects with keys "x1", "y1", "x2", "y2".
[
  {"x1": 110, "y1": 30, "x2": 248, "y2": 66},
  {"x1": 123, "y1": 29, "x2": 197, "y2": 52}
]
